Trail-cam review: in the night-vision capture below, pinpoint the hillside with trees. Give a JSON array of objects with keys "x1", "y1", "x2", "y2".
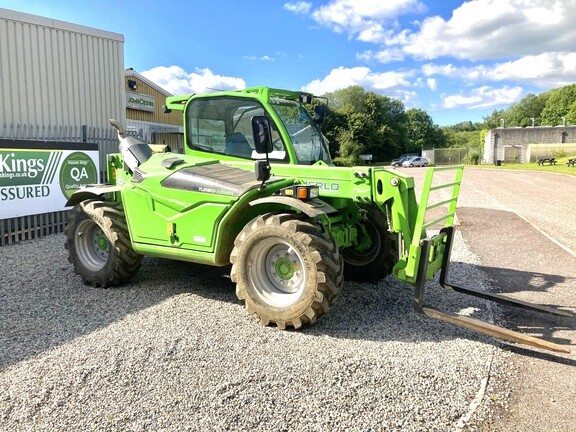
[{"x1": 319, "y1": 83, "x2": 575, "y2": 165}]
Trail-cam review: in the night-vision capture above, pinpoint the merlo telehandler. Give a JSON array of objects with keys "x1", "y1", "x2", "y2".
[{"x1": 64, "y1": 87, "x2": 571, "y2": 353}]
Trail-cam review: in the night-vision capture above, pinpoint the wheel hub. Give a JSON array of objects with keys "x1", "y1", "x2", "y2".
[
  {"x1": 92, "y1": 230, "x2": 109, "y2": 259},
  {"x1": 248, "y1": 239, "x2": 306, "y2": 306},
  {"x1": 274, "y1": 255, "x2": 296, "y2": 281},
  {"x1": 95, "y1": 233, "x2": 108, "y2": 253},
  {"x1": 74, "y1": 219, "x2": 110, "y2": 272}
]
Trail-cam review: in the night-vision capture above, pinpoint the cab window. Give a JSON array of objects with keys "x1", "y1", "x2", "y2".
[{"x1": 186, "y1": 97, "x2": 286, "y2": 160}]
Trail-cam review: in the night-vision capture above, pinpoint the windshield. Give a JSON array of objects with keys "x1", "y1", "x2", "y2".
[
  {"x1": 270, "y1": 98, "x2": 331, "y2": 165},
  {"x1": 185, "y1": 97, "x2": 287, "y2": 161}
]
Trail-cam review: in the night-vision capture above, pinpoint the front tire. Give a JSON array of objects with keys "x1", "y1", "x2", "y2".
[
  {"x1": 65, "y1": 199, "x2": 142, "y2": 287},
  {"x1": 342, "y1": 207, "x2": 397, "y2": 283},
  {"x1": 230, "y1": 213, "x2": 343, "y2": 329}
]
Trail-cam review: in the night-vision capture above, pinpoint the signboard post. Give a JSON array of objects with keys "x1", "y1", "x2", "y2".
[
  {"x1": 0, "y1": 140, "x2": 99, "y2": 219},
  {"x1": 359, "y1": 154, "x2": 373, "y2": 164}
]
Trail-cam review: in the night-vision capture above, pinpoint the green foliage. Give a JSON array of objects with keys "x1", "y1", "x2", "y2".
[
  {"x1": 332, "y1": 156, "x2": 356, "y2": 167},
  {"x1": 481, "y1": 84, "x2": 576, "y2": 129},
  {"x1": 540, "y1": 84, "x2": 576, "y2": 125},
  {"x1": 552, "y1": 149, "x2": 567, "y2": 159},
  {"x1": 482, "y1": 109, "x2": 506, "y2": 129},
  {"x1": 406, "y1": 108, "x2": 447, "y2": 150},
  {"x1": 322, "y1": 86, "x2": 408, "y2": 162},
  {"x1": 318, "y1": 83, "x2": 575, "y2": 164},
  {"x1": 464, "y1": 152, "x2": 480, "y2": 165},
  {"x1": 506, "y1": 93, "x2": 549, "y2": 127}
]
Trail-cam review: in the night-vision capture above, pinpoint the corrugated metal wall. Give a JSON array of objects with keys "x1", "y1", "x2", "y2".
[
  {"x1": 0, "y1": 8, "x2": 125, "y2": 174},
  {"x1": 0, "y1": 8, "x2": 125, "y2": 244}
]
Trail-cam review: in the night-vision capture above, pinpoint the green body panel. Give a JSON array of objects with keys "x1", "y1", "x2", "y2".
[
  {"x1": 95, "y1": 86, "x2": 464, "y2": 285},
  {"x1": 113, "y1": 152, "x2": 297, "y2": 266}
]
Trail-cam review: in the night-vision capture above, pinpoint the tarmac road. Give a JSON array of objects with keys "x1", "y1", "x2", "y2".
[{"x1": 405, "y1": 166, "x2": 576, "y2": 431}]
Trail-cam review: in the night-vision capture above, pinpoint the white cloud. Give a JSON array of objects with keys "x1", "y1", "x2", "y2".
[
  {"x1": 289, "y1": 0, "x2": 576, "y2": 64},
  {"x1": 422, "y1": 52, "x2": 576, "y2": 87},
  {"x1": 357, "y1": 48, "x2": 405, "y2": 64},
  {"x1": 443, "y1": 85, "x2": 524, "y2": 109},
  {"x1": 426, "y1": 78, "x2": 437, "y2": 91},
  {"x1": 284, "y1": 1, "x2": 312, "y2": 15},
  {"x1": 141, "y1": 66, "x2": 246, "y2": 95},
  {"x1": 301, "y1": 66, "x2": 418, "y2": 104},
  {"x1": 243, "y1": 55, "x2": 275, "y2": 61},
  {"x1": 399, "y1": 0, "x2": 576, "y2": 61},
  {"x1": 286, "y1": 0, "x2": 426, "y2": 42},
  {"x1": 302, "y1": 66, "x2": 413, "y2": 94}
]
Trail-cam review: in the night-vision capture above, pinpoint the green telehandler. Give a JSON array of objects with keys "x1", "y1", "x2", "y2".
[{"x1": 65, "y1": 87, "x2": 571, "y2": 353}]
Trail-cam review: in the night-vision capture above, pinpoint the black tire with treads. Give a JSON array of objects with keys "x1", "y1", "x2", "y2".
[
  {"x1": 230, "y1": 212, "x2": 343, "y2": 329},
  {"x1": 65, "y1": 199, "x2": 142, "y2": 287},
  {"x1": 342, "y1": 207, "x2": 397, "y2": 283}
]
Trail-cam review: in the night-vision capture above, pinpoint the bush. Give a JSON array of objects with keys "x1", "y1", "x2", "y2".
[
  {"x1": 552, "y1": 149, "x2": 567, "y2": 159},
  {"x1": 464, "y1": 152, "x2": 480, "y2": 165},
  {"x1": 333, "y1": 156, "x2": 356, "y2": 167}
]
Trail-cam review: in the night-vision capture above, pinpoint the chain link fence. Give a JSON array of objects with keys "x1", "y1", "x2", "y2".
[{"x1": 422, "y1": 147, "x2": 480, "y2": 166}]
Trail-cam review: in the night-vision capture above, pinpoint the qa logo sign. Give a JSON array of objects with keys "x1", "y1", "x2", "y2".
[{"x1": 59, "y1": 152, "x2": 98, "y2": 199}]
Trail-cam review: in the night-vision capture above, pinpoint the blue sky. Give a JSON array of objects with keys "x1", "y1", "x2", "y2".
[{"x1": 2, "y1": 0, "x2": 575, "y2": 125}]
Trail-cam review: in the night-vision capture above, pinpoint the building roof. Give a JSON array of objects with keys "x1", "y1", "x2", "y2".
[
  {"x1": 125, "y1": 68, "x2": 172, "y2": 97},
  {"x1": 0, "y1": 7, "x2": 123, "y2": 42}
]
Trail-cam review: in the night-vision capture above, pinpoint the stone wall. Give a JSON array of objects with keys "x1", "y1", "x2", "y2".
[{"x1": 483, "y1": 125, "x2": 576, "y2": 164}]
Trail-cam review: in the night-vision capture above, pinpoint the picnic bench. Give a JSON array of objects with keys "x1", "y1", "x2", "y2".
[
  {"x1": 568, "y1": 158, "x2": 576, "y2": 167},
  {"x1": 537, "y1": 158, "x2": 557, "y2": 165}
]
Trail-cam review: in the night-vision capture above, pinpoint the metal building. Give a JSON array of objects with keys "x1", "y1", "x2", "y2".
[
  {"x1": 0, "y1": 8, "x2": 124, "y2": 244},
  {"x1": 0, "y1": 8, "x2": 125, "y2": 167}
]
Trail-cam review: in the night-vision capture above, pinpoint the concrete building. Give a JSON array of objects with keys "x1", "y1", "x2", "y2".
[{"x1": 484, "y1": 125, "x2": 576, "y2": 164}]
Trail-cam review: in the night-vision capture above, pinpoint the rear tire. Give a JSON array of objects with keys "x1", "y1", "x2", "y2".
[
  {"x1": 230, "y1": 213, "x2": 343, "y2": 329},
  {"x1": 342, "y1": 207, "x2": 397, "y2": 283},
  {"x1": 65, "y1": 199, "x2": 142, "y2": 287}
]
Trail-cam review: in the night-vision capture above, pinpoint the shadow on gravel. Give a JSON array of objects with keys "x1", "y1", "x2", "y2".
[
  {"x1": 432, "y1": 261, "x2": 575, "y2": 350},
  {"x1": 0, "y1": 242, "x2": 237, "y2": 370},
  {"x1": 2, "y1": 235, "x2": 573, "y2": 371}
]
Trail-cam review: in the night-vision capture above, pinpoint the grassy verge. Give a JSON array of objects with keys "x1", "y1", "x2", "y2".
[{"x1": 470, "y1": 156, "x2": 576, "y2": 176}]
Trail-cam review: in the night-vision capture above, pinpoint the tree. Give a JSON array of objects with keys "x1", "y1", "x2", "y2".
[
  {"x1": 483, "y1": 109, "x2": 506, "y2": 129},
  {"x1": 322, "y1": 86, "x2": 409, "y2": 162},
  {"x1": 506, "y1": 93, "x2": 548, "y2": 127},
  {"x1": 540, "y1": 84, "x2": 576, "y2": 125},
  {"x1": 406, "y1": 108, "x2": 446, "y2": 151}
]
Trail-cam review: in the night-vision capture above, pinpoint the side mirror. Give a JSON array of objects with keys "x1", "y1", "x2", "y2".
[
  {"x1": 313, "y1": 105, "x2": 326, "y2": 126},
  {"x1": 252, "y1": 116, "x2": 273, "y2": 154}
]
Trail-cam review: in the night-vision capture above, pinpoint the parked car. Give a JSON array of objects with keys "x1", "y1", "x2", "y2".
[
  {"x1": 402, "y1": 156, "x2": 429, "y2": 167},
  {"x1": 390, "y1": 156, "x2": 409, "y2": 167},
  {"x1": 390, "y1": 153, "x2": 419, "y2": 167}
]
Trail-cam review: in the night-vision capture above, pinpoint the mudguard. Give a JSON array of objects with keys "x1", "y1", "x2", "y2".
[
  {"x1": 249, "y1": 196, "x2": 338, "y2": 219},
  {"x1": 65, "y1": 184, "x2": 122, "y2": 207}
]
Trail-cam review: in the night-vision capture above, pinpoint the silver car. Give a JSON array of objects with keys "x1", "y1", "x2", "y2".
[{"x1": 402, "y1": 156, "x2": 428, "y2": 167}]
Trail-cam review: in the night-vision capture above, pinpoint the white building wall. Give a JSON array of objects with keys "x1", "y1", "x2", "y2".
[{"x1": 0, "y1": 8, "x2": 125, "y2": 169}]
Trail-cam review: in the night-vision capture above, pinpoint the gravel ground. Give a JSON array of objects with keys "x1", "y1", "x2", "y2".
[{"x1": 0, "y1": 230, "x2": 497, "y2": 431}]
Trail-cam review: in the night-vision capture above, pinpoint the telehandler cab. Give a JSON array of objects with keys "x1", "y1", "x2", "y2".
[{"x1": 65, "y1": 87, "x2": 571, "y2": 353}]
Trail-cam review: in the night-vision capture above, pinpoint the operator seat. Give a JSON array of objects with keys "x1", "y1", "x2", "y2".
[{"x1": 225, "y1": 133, "x2": 252, "y2": 158}]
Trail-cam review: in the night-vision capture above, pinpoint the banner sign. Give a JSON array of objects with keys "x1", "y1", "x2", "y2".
[
  {"x1": 126, "y1": 92, "x2": 155, "y2": 112},
  {"x1": 0, "y1": 140, "x2": 99, "y2": 219}
]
